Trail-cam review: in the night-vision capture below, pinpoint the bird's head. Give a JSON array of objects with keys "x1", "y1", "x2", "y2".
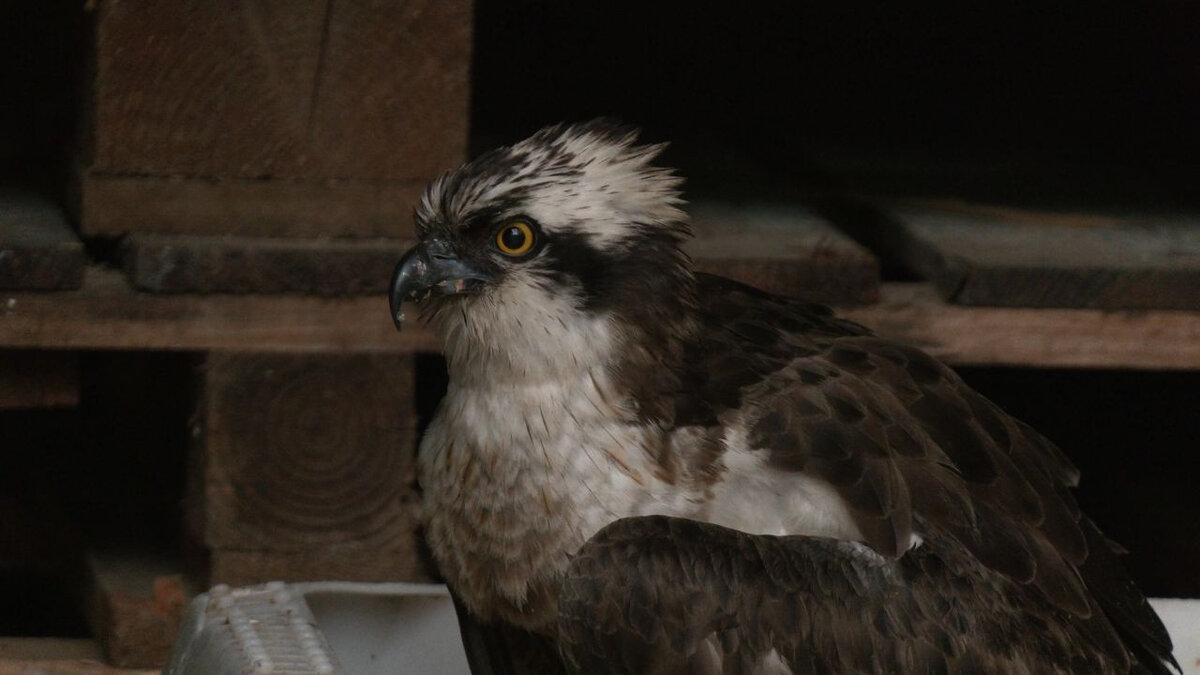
[{"x1": 391, "y1": 121, "x2": 697, "y2": 387}]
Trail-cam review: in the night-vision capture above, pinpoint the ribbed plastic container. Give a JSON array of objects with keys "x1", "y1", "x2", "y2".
[
  {"x1": 163, "y1": 583, "x2": 1197, "y2": 675},
  {"x1": 164, "y1": 581, "x2": 470, "y2": 675}
]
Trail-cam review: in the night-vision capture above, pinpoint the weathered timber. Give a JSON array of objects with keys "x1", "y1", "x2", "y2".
[
  {"x1": 2, "y1": 269, "x2": 1200, "y2": 370},
  {"x1": 81, "y1": 0, "x2": 471, "y2": 236},
  {"x1": 0, "y1": 638, "x2": 157, "y2": 675},
  {"x1": 688, "y1": 202, "x2": 880, "y2": 304},
  {"x1": 0, "y1": 191, "x2": 85, "y2": 290},
  {"x1": 888, "y1": 203, "x2": 1200, "y2": 309},
  {"x1": 0, "y1": 267, "x2": 437, "y2": 353},
  {"x1": 83, "y1": 550, "x2": 193, "y2": 669},
  {"x1": 189, "y1": 353, "x2": 429, "y2": 584},
  {"x1": 123, "y1": 234, "x2": 414, "y2": 294},
  {"x1": 118, "y1": 203, "x2": 879, "y2": 297},
  {"x1": 208, "y1": 540, "x2": 432, "y2": 587},
  {"x1": 838, "y1": 283, "x2": 1200, "y2": 370},
  {"x1": 78, "y1": 174, "x2": 425, "y2": 239}
]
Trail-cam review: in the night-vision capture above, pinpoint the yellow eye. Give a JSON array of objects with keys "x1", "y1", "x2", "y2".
[{"x1": 495, "y1": 220, "x2": 536, "y2": 256}]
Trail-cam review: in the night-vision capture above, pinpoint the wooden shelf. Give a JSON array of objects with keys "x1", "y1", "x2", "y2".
[
  {"x1": 839, "y1": 284, "x2": 1200, "y2": 371},
  {"x1": 0, "y1": 638, "x2": 156, "y2": 674},
  {"x1": 0, "y1": 267, "x2": 438, "y2": 354},
  {"x1": 2, "y1": 267, "x2": 1199, "y2": 369}
]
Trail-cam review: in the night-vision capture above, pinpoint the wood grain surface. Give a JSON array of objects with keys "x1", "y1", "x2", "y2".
[
  {"x1": 122, "y1": 234, "x2": 414, "y2": 294},
  {"x1": 688, "y1": 202, "x2": 880, "y2": 304},
  {"x1": 81, "y1": 0, "x2": 471, "y2": 237},
  {"x1": 2, "y1": 269, "x2": 1199, "y2": 369},
  {"x1": 0, "y1": 191, "x2": 84, "y2": 290},
  {"x1": 890, "y1": 206, "x2": 1200, "y2": 309},
  {"x1": 82, "y1": 551, "x2": 191, "y2": 669},
  {"x1": 189, "y1": 353, "x2": 429, "y2": 583}
]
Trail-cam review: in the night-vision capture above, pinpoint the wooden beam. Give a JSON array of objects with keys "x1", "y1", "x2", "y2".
[
  {"x1": 0, "y1": 190, "x2": 85, "y2": 291},
  {"x1": 81, "y1": 0, "x2": 471, "y2": 237},
  {"x1": 688, "y1": 202, "x2": 879, "y2": 304},
  {"x1": 79, "y1": 173, "x2": 425, "y2": 239},
  {"x1": 886, "y1": 204, "x2": 1200, "y2": 310},
  {"x1": 0, "y1": 638, "x2": 156, "y2": 675},
  {"x1": 118, "y1": 203, "x2": 879, "y2": 298},
  {"x1": 190, "y1": 353, "x2": 430, "y2": 585},
  {"x1": 82, "y1": 550, "x2": 193, "y2": 669},
  {"x1": 88, "y1": 0, "x2": 470, "y2": 181},
  {"x1": 840, "y1": 284, "x2": 1200, "y2": 370},
  {"x1": 0, "y1": 267, "x2": 437, "y2": 353},
  {"x1": 2, "y1": 268, "x2": 1200, "y2": 369},
  {"x1": 122, "y1": 234, "x2": 414, "y2": 294},
  {"x1": 208, "y1": 541, "x2": 432, "y2": 587}
]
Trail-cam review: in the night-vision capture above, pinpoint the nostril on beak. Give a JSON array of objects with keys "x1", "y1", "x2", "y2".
[{"x1": 425, "y1": 237, "x2": 456, "y2": 262}]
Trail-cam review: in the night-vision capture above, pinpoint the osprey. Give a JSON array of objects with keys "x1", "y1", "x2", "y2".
[{"x1": 390, "y1": 121, "x2": 1177, "y2": 673}]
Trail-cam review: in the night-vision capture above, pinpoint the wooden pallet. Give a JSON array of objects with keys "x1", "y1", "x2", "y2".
[
  {"x1": 3, "y1": 267, "x2": 1198, "y2": 369},
  {"x1": 83, "y1": 550, "x2": 192, "y2": 669},
  {"x1": 0, "y1": 638, "x2": 155, "y2": 675},
  {"x1": 885, "y1": 201, "x2": 1200, "y2": 309},
  {"x1": 0, "y1": 191, "x2": 84, "y2": 291},
  {"x1": 188, "y1": 353, "x2": 433, "y2": 586},
  {"x1": 115, "y1": 202, "x2": 881, "y2": 299},
  {"x1": 121, "y1": 235, "x2": 414, "y2": 295},
  {"x1": 688, "y1": 202, "x2": 879, "y2": 304}
]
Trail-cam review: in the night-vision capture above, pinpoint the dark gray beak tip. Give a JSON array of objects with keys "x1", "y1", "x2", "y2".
[
  {"x1": 389, "y1": 238, "x2": 493, "y2": 332},
  {"x1": 390, "y1": 247, "x2": 427, "y2": 333}
]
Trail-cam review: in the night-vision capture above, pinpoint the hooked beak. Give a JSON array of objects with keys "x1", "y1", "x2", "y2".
[{"x1": 389, "y1": 238, "x2": 493, "y2": 330}]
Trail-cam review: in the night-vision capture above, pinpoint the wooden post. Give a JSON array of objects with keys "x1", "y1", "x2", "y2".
[
  {"x1": 83, "y1": 551, "x2": 191, "y2": 669},
  {"x1": 0, "y1": 191, "x2": 84, "y2": 291},
  {"x1": 188, "y1": 353, "x2": 432, "y2": 585},
  {"x1": 79, "y1": 0, "x2": 472, "y2": 238}
]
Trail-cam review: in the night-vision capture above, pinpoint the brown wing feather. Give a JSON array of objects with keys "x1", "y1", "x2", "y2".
[
  {"x1": 558, "y1": 516, "x2": 1149, "y2": 674},
  {"x1": 675, "y1": 273, "x2": 1176, "y2": 673}
]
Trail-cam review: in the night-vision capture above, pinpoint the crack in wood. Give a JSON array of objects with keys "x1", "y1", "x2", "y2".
[{"x1": 307, "y1": 0, "x2": 337, "y2": 143}]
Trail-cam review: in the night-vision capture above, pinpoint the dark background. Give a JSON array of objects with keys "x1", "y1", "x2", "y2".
[
  {"x1": 0, "y1": 0, "x2": 1196, "y2": 636},
  {"x1": 471, "y1": 2, "x2": 1200, "y2": 209}
]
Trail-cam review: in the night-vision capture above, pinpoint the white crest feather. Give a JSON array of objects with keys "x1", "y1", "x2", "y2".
[{"x1": 416, "y1": 121, "x2": 688, "y2": 247}]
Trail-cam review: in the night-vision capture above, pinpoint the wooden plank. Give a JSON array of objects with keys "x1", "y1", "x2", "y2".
[
  {"x1": 189, "y1": 353, "x2": 429, "y2": 583},
  {"x1": 88, "y1": 0, "x2": 469, "y2": 181},
  {"x1": 307, "y1": 0, "x2": 473, "y2": 181},
  {"x1": 0, "y1": 267, "x2": 438, "y2": 353},
  {"x1": 687, "y1": 202, "x2": 879, "y2": 304},
  {"x1": 0, "y1": 191, "x2": 85, "y2": 290},
  {"x1": 839, "y1": 283, "x2": 1200, "y2": 370},
  {"x1": 2, "y1": 268, "x2": 1200, "y2": 370},
  {"x1": 0, "y1": 351, "x2": 79, "y2": 409},
  {"x1": 888, "y1": 204, "x2": 1200, "y2": 309},
  {"x1": 118, "y1": 203, "x2": 878, "y2": 296},
  {"x1": 122, "y1": 234, "x2": 413, "y2": 294},
  {"x1": 78, "y1": 173, "x2": 425, "y2": 238},
  {"x1": 208, "y1": 540, "x2": 433, "y2": 587},
  {"x1": 82, "y1": 550, "x2": 193, "y2": 669},
  {"x1": 0, "y1": 638, "x2": 156, "y2": 675},
  {"x1": 0, "y1": 639, "x2": 103, "y2": 662},
  {"x1": 82, "y1": 0, "x2": 470, "y2": 237}
]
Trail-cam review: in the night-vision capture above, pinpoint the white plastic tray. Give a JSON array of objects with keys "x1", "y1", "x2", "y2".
[
  {"x1": 163, "y1": 582, "x2": 1198, "y2": 675},
  {"x1": 164, "y1": 581, "x2": 470, "y2": 675}
]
